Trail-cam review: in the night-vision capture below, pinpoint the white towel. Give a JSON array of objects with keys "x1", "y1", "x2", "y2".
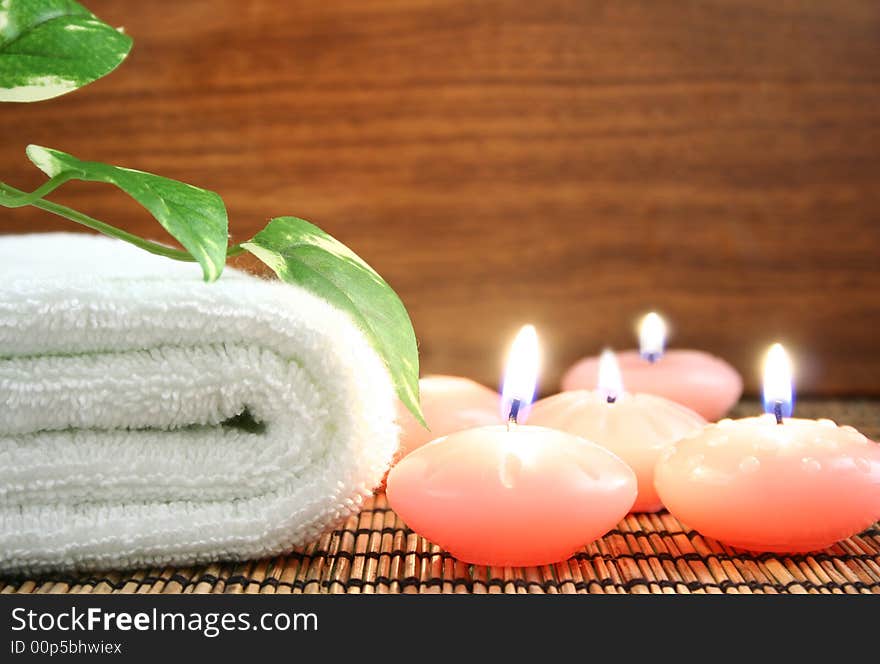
[{"x1": 0, "y1": 232, "x2": 399, "y2": 573}]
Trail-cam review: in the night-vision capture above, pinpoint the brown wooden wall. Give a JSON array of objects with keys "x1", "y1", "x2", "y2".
[{"x1": 1, "y1": 0, "x2": 879, "y2": 396}]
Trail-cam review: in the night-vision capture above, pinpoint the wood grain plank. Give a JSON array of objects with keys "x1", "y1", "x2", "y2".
[{"x1": 1, "y1": 0, "x2": 878, "y2": 394}]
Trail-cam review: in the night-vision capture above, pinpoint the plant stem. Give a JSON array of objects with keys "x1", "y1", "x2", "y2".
[
  {"x1": 38, "y1": 197, "x2": 197, "y2": 261},
  {"x1": 0, "y1": 173, "x2": 76, "y2": 207},
  {"x1": 0, "y1": 181, "x2": 249, "y2": 263},
  {"x1": 0, "y1": 181, "x2": 197, "y2": 262}
]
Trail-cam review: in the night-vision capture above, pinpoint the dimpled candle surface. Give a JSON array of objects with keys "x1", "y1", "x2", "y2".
[
  {"x1": 386, "y1": 425, "x2": 637, "y2": 566},
  {"x1": 529, "y1": 391, "x2": 706, "y2": 512},
  {"x1": 655, "y1": 416, "x2": 880, "y2": 552},
  {"x1": 562, "y1": 350, "x2": 742, "y2": 421},
  {"x1": 395, "y1": 375, "x2": 499, "y2": 460}
]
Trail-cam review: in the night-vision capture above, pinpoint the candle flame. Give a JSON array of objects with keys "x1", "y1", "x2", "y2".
[
  {"x1": 597, "y1": 349, "x2": 624, "y2": 403},
  {"x1": 763, "y1": 343, "x2": 794, "y2": 419},
  {"x1": 501, "y1": 325, "x2": 540, "y2": 424},
  {"x1": 639, "y1": 311, "x2": 666, "y2": 361}
]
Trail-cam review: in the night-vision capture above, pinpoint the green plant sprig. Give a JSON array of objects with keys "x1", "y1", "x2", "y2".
[
  {"x1": 0, "y1": 0, "x2": 425, "y2": 424},
  {"x1": 0, "y1": 145, "x2": 425, "y2": 425}
]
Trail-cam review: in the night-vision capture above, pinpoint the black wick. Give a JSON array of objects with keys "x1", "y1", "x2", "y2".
[
  {"x1": 773, "y1": 400, "x2": 784, "y2": 425},
  {"x1": 606, "y1": 394, "x2": 617, "y2": 404},
  {"x1": 507, "y1": 398, "x2": 522, "y2": 425},
  {"x1": 641, "y1": 351, "x2": 661, "y2": 364}
]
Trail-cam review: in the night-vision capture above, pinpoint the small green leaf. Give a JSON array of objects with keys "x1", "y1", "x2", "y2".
[
  {"x1": 242, "y1": 217, "x2": 425, "y2": 425},
  {"x1": 26, "y1": 145, "x2": 229, "y2": 281},
  {"x1": 0, "y1": 0, "x2": 132, "y2": 102}
]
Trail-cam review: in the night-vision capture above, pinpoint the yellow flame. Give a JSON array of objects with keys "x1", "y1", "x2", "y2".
[
  {"x1": 763, "y1": 343, "x2": 793, "y2": 409},
  {"x1": 639, "y1": 311, "x2": 666, "y2": 358},
  {"x1": 598, "y1": 349, "x2": 624, "y2": 401},
  {"x1": 501, "y1": 325, "x2": 540, "y2": 421}
]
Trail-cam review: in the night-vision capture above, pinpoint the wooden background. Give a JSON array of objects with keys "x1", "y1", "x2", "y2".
[{"x1": 1, "y1": 0, "x2": 878, "y2": 396}]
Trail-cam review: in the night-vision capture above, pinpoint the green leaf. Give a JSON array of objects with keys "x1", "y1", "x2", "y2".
[
  {"x1": 0, "y1": 0, "x2": 132, "y2": 102},
  {"x1": 26, "y1": 145, "x2": 229, "y2": 281},
  {"x1": 242, "y1": 217, "x2": 425, "y2": 425}
]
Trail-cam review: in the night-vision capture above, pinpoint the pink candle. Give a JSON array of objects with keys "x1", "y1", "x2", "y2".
[
  {"x1": 387, "y1": 326, "x2": 637, "y2": 567},
  {"x1": 655, "y1": 344, "x2": 880, "y2": 553},
  {"x1": 395, "y1": 375, "x2": 499, "y2": 461},
  {"x1": 561, "y1": 313, "x2": 742, "y2": 421},
  {"x1": 530, "y1": 350, "x2": 706, "y2": 512}
]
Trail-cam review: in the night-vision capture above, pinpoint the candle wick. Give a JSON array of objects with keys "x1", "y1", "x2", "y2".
[
  {"x1": 773, "y1": 400, "x2": 784, "y2": 425},
  {"x1": 641, "y1": 351, "x2": 661, "y2": 364},
  {"x1": 606, "y1": 394, "x2": 617, "y2": 404},
  {"x1": 507, "y1": 398, "x2": 521, "y2": 428}
]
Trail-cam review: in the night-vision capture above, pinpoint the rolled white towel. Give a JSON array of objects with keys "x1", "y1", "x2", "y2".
[{"x1": 0, "y1": 232, "x2": 399, "y2": 573}]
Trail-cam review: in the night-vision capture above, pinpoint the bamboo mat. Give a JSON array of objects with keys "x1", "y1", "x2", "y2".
[{"x1": 2, "y1": 399, "x2": 879, "y2": 594}]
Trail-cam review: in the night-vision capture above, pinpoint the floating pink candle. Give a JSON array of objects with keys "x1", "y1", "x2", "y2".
[
  {"x1": 395, "y1": 375, "x2": 499, "y2": 461},
  {"x1": 655, "y1": 344, "x2": 880, "y2": 553},
  {"x1": 561, "y1": 312, "x2": 742, "y2": 421},
  {"x1": 387, "y1": 326, "x2": 637, "y2": 567},
  {"x1": 530, "y1": 350, "x2": 706, "y2": 512}
]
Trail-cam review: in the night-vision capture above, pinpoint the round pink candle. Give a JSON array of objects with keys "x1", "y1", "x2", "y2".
[
  {"x1": 386, "y1": 325, "x2": 637, "y2": 566},
  {"x1": 655, "y1": 344, "x2": 880, "y2": 553},
  {"x1": 530, "y1": 351, "x2": 706, "y2": 512},
  {"x1": 561, "y1": 313, "x2": 742, "y2": 421},
  {"x1": 395, "y1": 375, "x2": 499, "y2": 460},
  {"x1": 387, "y1": 424, "x2": 637, "y2": 566}
]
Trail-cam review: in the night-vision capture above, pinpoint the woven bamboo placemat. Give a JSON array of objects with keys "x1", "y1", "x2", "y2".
[{"x1": 2, "y1": 398, "x2": 879, "y2": 594}]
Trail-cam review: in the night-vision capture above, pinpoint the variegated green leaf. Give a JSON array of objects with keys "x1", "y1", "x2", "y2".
[
  {"x1": 243, "y1": 216, "x2": 425, "y2": 425},
  {"x1": 27, "y1": 145, "x2": 229, "y2": 281},
  {"x1": 0, "y1": 0, "x2": 131, "y2": 102}
]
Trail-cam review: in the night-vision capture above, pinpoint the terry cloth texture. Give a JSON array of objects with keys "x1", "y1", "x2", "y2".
[{"x1": 0, "y1": 233, "x2": 399, "y2": 573}]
